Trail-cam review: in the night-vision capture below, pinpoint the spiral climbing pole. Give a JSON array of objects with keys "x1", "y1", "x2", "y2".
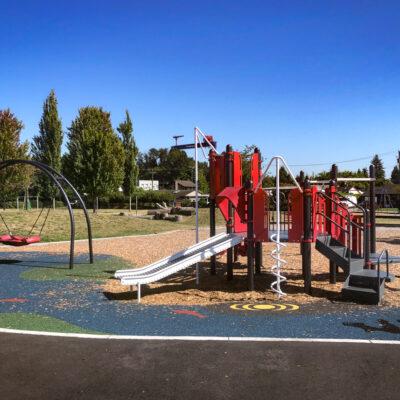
[{"x1": 256, "y1": 156, "x2": 303, "y2": 297}]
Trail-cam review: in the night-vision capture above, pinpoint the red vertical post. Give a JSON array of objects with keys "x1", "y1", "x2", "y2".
[{"x1": 225, "y1": 145, "x2": 234, "y2": 281}]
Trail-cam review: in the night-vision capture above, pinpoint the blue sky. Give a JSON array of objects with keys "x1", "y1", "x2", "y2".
[{"x1": 1, "y1": 0, "x2": 399, "y2": 176}]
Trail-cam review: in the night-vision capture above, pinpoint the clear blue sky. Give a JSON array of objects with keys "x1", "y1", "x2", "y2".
[{"x1": 1, "y1": 0, "x2": 399, "y2": 176}]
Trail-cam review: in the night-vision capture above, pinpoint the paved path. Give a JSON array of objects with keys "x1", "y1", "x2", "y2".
[{"x1": 1, "y1": 332, "x2": 400, "y2": 400}]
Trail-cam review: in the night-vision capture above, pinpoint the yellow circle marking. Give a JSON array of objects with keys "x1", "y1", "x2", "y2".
[
  {"x1": 230, "y1": 303, "x2": 299, "y2": 312},
  {"x1": 253, "y1": 304, "x2": 276, "y2": 310}
]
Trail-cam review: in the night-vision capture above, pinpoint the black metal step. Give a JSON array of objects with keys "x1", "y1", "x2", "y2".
[
  {"x1": 315, "y1": 235, "x2": 364, "y2": 273},
  {"x1": 342, "y1": 284, "x2": 381, "y2": 305},
  {"x1": 349, "y1": 269, "x2": 394, "y2": 285}
]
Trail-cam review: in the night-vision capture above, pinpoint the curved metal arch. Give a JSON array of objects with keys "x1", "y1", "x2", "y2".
[
  {"x1": 0, "y1": 159, "x2": 93, "y2": 269},
  {"x1": 24, "y1": 160, "x2": 93, "y2": 263}
]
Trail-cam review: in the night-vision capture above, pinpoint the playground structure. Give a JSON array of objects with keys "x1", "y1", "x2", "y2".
[
  {"x1": 115, "y1": 132, "x2": 398, "y2": 304},
  {"x1": 0, "y1": 159, "x2": 94, "y2": 269}
]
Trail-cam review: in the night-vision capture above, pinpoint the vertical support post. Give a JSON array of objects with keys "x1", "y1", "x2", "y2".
[
  {"x1": 36, "y1": 195, "x2": 39, "y2": 210},
  {"x1": 129, "y1": 196, "x2": 132, "y2": 212},
  {"x1": 194, "y1": 128, "x2": 200, "y2": 284},
  {"x1": 254, "y1": 147, "x2": 262, "y2": 274},
  {"x1": 135, "y1": 195, "x2": 138, "y2": 216},
  {"x1": 328, "y1": 164, "x2": 338, "y2": 284},
  {"x1": 246, "y1": 180, "x2": 255, "y2": 290},
  {"x1": 226, "y1": 144, "x2": 234, "y2": 280},
  {"x1": 369, "y1": 164, "x2": 376, "y2": 255},
  {"x1": 53, "y1": 197, "x2": 56, "y2": 210},
  {"x1": 209, "y1": 198, "x2": 217, "y2": 275},
  {"x1": 16, "y1": 197, "x2": 19, "y2": 210},
  {"x1": 299, "y1": 170, "x2": 305, "y2": 255},
  {"x1": 137, "y1": 284, "x2": 141, "y2": 303},
  {"x1": 255, "y1": 242, "x2": 262, "y2": 274},
  {"x1": 302, "y1": 178, "x2": 312, "y2": 294}
]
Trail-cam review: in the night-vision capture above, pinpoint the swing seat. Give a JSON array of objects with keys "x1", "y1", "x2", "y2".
[{"x1": 0, "y1": 235, "x2": 41, "y2": 246}]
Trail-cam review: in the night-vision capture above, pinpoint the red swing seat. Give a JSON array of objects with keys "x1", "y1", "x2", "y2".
[{"x1": 0, "y1": 234, "x2": 41, "y2": 246}]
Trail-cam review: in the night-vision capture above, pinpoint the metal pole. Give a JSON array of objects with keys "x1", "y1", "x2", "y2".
[
  {"x1": 329, "y1": 164, "x2": 337, "y2": 283},
  {"x1": 194, "y1": 128, "x2": 200, "y2": 284},
  {"x1": 255, "y1": 148, "x2": 262, "y2": 274},
  {"x1": 36, "y1": 195, "x2": 39, "y2": 210},
  {"x1": 302, "y1": 178, "x2": 312, "y2": 294},
  {"x1": 246, "y1": 180, "x2": 254, "y2": 290},
  {"x1": 210, "y1": 198, "x2": 217, "y2": 275},
  {"x1": 129, "y1": 196, "x2": 132, "y2": 212},
  {"x1": 255, "y1": 242, "x2": 262, "y2": 274},
  {"x1": 226, "y1": 144, "x2": 234, "y2": 281},
  {"x1": 369, "y1": 164, "x2": 376, "y2": 254}
]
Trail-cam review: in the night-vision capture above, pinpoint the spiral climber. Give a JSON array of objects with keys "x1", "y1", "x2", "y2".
[{"x1": 270, "y1": 233, "x2": 287, "y2": 297}]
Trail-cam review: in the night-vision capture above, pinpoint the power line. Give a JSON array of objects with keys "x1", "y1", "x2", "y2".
[{"x1": 288, "y1": 150, "x2": 397, "y2": 168}]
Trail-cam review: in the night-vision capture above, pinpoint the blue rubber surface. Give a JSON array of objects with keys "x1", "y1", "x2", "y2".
[{"x1": 0, "y1": 253, "x2": 399, "y2": 340}]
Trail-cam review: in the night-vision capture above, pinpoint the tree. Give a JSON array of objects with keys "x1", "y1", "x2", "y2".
[
  {"x1": 160, "y1": 148, "x2": 194, "y2": 188},
  {"x1": 240, "y1": 144, "x2": 258, "y2": 182},
  {"x1": 391, "y1": 166, "x2": 400, "y2": 184},
  {"x1": 371, "y1": 154, "x2": 385, "y2": 184},
  {"x1": 117, "y1": 110, "x2": 139, "y2": 196},
  {"x1": 31, "y1": 90, "x2": 63, "y2": 198},
  {"x1": 63, "y1": 107, "x2": 125, "y2": 212},
  {"x1": 0, "y1": 109, "x2": 31, "y2": 200}
]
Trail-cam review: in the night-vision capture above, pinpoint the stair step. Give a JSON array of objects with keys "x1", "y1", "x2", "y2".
[
  {"x1": 343, "y1": 285, "x2": 377, "y2": 294},
  {"x1": 342, "y1": 284, "x2": 381, "y2": 305}
]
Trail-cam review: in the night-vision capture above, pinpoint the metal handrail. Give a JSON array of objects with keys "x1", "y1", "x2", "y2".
[
  {"x1": 377, "y1": 249, "x2": 389, "y2": 300},
  {"x1": 316, "y1": 191, "x2": 354, "y2": 268},
  {"x1": 336, "y1": 193, "x2": 367, "y2": 222},
  {"x1": 316, "y1": 211, "x2": 350, "y2": 233}
]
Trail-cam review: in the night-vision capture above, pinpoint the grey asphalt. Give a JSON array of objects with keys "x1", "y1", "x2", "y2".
[{"x1": 1, "y1": 333, "x2": 400, "y2": 400}]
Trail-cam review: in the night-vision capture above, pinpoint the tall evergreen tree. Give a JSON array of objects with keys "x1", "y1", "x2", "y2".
[
  {"x1": 31, "y1": 90, "x2": 63, "y2": 197},
  {"x1": 117, "y1": 111, "x2": 139, "y2": 196},
  {"x1": 371, "y1": 154, "x2": 385, "y2": 184},
  {"x1": 63, "y1": 107, "x2": 125, "y2": 212},
  {"x1": 391, "y1": 166, "x2": 400, "y2": 184},
  {"x1": 0, "y1": 109, "x2": 30, "y2": 199}
]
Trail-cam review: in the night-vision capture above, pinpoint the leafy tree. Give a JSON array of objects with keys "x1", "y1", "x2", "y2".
[
  {"x1": 391, "y1": 166, "x2": 400, "y2": 184},
  {"x1": 31, "y1": 90, "x2": 63, "y2": 198},
  {"x1": 240, "y1": 144, "x2": 259, "y2": 182},
  {"x1": 371, "y1": 154, "x2": 385, "y2": 184},
  {"x1": 160, "y1": 148, "x2": 194, "y2": 188},
  {"x1": 117, "y1": 110, "x2": 139, "y2": 196},
  {"x1": 0, "y1": 109, "x2": 31, "y2": 200},
  {"x1": 138, "y1": 148, "x2": 169, "y2": 181},
  {"x1": 63, "y1": 107, "x2": 125, "y2": 212}
]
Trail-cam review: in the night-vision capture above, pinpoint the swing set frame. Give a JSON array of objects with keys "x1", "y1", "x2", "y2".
[{"x1": 0, "y1": 159, "x2": 94, "y2": 269}]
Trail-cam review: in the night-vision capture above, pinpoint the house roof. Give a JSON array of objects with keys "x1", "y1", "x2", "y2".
[
  {"x1": 175, "y1": 180, "x2": 195, "y2": 188},
  {"x1": 173, "y1": 190, "x2": 208, "y2": 199}
]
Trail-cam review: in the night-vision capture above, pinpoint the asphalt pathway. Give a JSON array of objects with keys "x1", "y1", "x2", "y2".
[{"x1": 1, "y1": 332, "x2": 400, "y2": 400}]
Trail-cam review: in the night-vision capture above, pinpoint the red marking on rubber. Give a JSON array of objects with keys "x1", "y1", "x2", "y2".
[
  {"x1": 0, "y1": 298, "x2": 28, "y2": 303},
  {"x1": 172, "y1": 310, "x2": 207, "y2": 319}
]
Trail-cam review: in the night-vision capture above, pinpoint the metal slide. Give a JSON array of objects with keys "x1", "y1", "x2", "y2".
[{"x1": 114, "y1": 232, "x2": 244, "y2": 302}]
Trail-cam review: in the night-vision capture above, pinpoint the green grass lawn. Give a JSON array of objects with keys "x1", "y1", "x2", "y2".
[
  {"x1": 20, "y1": 256, "x2": 132, "y2": 281},
  {"x1": 0, "y1": 208, "x2": 225, "y2": 242},
  {"x1": 0, "y1": 312, "x2": 101, "y2": 333}
]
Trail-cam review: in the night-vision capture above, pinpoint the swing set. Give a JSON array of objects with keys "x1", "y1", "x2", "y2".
[
  {"x1": 0, "y1": 159, "x2": 93, "y2": 268},
  {"x1": 0, "y1": 204, "x2": 52, "y2": 246}
]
